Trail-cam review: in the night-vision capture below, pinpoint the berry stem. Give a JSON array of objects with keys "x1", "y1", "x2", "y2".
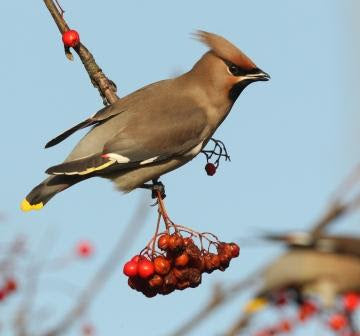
[{"x1": 151, "y1": 213, "x2": 162, "y2": 259}]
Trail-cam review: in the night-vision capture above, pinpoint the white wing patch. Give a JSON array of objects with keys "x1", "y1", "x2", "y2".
[
  {"x1": 104, "y1": 153, "x2": 131, "y2": 163},
  {"x1": 140, "y1": 156, "x2": 159, "y2": 165}
]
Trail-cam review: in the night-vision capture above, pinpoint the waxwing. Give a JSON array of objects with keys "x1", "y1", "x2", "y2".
[
  {"x1": 254, "y1": 233, "x2": 360, "y2": 308},
  {"x1": 21, "y1": 31, "x2": 269, "y2": 211}
]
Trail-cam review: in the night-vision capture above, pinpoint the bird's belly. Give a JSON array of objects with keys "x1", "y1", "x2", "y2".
[{"x1": 105, "y1": 156, "x2": 193, "y2": 192}]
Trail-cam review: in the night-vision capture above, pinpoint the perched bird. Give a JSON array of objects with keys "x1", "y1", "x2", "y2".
[{"x1": 21, "y1": 31, "x2": 269, "y2": 211}]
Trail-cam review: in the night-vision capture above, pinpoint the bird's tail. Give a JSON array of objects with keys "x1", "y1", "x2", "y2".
[{"x1": 20, "y1": 175, "x2": 83, "y2": 212}]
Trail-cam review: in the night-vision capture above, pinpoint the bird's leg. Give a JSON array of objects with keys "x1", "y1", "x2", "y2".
[{"x1": 140, "y1": 179, "x2": 166, "y2": 200}]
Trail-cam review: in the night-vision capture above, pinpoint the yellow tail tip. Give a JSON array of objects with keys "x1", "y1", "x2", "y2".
[
  {"x1": 244, "y1": 297, "x2": 268, "y2": 314},
  {"x1": 20, "y1": 199, "x2": 44, "y2": 212}
]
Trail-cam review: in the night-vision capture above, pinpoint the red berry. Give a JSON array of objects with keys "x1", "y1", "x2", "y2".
[
  {"x1": 82, "y1": 324, "x2": 95, "y2": 335},
  {"x1": 343, "y1": 292, "x2": 360, "y2": 312},
  {"x1": 76, "y1": 240, "x2": 94, "y2": 258},
  {"x1": 168, "y1": 234, "x2": 184, "y2": 251},
  {"x1": 148, "y1": 274, "x2": 163, "y2": 288},
  {"x1": 158, "y1": 234, "x2": 170, "y2": 250},
  {"x1": 229, "y1": 243, "x2": 240, "y2": 258},
  {"x1": 175, "y1": 252, "x2": 190, "y2": 267},
  {"x1": 138, "y1": 259, "x2": 155, "y2": 279},
  {"x1": 0, "y1": 289, "x2": 6, "y2": 301},
  {"x1": 5, "y1": 279, "x2": 17, "y2": 292},
  {"x1": 298, "y1": 301, "x2": 317, "y2": 321},
  {"x1": 205, "y1": 163, "x2": 216, "y2": 176},
  {"x1": 328, "y1": 313, "x2": 348, "y2": 331},
  {"x1": 123, "y1": 260, "x2": 138, "y2": 277},
  {"x1": 153, "y1": 256, "x2": 171, "y2": 275},
  {"x1": 278, "y1": 320, "x2": 292, "y2": 332},
  {"x1": 62, "y1": 30, "x2": 80, "y2": 47},
  {"x1": 131, "y1": 255, "x2": 142, "y2": 263}
]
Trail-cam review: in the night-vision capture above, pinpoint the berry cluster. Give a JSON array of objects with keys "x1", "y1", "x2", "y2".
[
  {"x1": 123, "y1": 232, "x2": 239, "y2": 297},
  {"x1": 253, "y1": 290, "x2": 360, "y2": 336},
  {"x1": 0, "y1": 278, "x2": 17, "y2": 302}
]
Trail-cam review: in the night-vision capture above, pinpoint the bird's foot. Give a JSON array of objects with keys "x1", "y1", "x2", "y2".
[{"x1": 141, "y1": 180, "x2": 166, "y2": 200}]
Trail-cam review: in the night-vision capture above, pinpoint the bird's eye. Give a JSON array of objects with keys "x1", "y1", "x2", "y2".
[
  {"x1": 226, "y1": 63, "x2": 246, "y2": 77},
  {"x1": 228, "y1": 64, "x2": 240, "y2": 76}
]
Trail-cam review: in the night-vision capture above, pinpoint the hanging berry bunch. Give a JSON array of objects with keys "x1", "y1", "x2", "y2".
[
  {"x1": 122, "y1": 191, "x2": 240, "y2": 297},
  {"x1": 202, "y1": 138, "x2": 231, "y2": 176}
]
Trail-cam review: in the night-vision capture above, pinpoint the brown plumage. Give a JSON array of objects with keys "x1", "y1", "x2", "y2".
[{"x1": 195, "y1": 30, "x2": 256, "y2": 70}]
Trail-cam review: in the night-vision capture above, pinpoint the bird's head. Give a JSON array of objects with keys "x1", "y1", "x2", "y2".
[{"x1": 192, "y1": 31, "x2": 270, "y2": 102}]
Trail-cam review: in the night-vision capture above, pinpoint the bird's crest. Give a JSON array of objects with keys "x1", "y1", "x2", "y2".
[{"x1": 195, "y1": 30, "x2": 256, "y2": 70}]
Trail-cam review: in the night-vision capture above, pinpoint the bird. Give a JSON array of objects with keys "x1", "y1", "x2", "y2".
[{"x1": 21, "y1": 31, "x2": 270, "y2": 212}]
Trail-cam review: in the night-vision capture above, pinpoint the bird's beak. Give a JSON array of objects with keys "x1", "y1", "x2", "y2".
[{"x1": 245, "y1": 69, "x2": 270, "y2": 82}]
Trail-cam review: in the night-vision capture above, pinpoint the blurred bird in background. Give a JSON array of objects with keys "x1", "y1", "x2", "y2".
[{"x1": 21, "y1": 31, "x2": 269, "y2": 212}]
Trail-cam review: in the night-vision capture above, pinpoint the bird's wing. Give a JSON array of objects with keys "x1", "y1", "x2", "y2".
[
  {"x1": 44, "y1": 82, "x2": 166, "y2": 149},
  {"x1": 45, "y1": 102, "x2": 208, "y2": 176},
  {"x1": 44, "y1": 103, "x2": 126, "y2": 148}
]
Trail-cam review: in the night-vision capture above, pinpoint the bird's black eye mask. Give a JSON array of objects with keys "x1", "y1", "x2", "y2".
[{"x1": 223, "y1": 59, "x2": 260, "y2": 77}]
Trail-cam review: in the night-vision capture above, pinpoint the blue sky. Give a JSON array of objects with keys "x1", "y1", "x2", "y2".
[{"x1": 1, "y1": 1, "x2": 360, "y2": 335}]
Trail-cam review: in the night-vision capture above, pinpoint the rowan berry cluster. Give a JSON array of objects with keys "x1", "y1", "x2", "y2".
[
  {"x1": 253, "y1": 289, "x2": 360, "y2": 336},
  {"x1": 123, "y1": 231, "x2": 239, "y2": 297},
  {"x1": 0, "y1": 278, "x2": 17, "y2": 302}
]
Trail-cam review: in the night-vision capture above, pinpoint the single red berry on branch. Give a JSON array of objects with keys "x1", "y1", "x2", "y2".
[
  {"x1": 76, "y1": 240, "x2": 94, "y2": 258},
  {"x1": 123, "y1": 260, "x2": 138, "y2": 277},
  {"x1": 205, "y1": 163, "x2": 216, "y2": 176},
  {"x1": 62, "y1": 29, "x2": 80, "y2": 48}
]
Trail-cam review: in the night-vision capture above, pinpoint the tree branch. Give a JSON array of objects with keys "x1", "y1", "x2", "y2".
[{"x1": 43, "y1": 0, "x2": 119, "y2": 105}]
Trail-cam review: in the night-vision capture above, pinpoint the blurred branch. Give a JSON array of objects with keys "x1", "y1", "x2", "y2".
[
  {"x1": 223, "y1": 314, "x2": 251, "y2": 336},
  {"x1": 168, "y1": 270, "x2": 261, "y2": 336},
  {"x1": 311, "y1": 163, "x2": 360, "y2": 237},
  {"x1": 15, "y1": 230, "x2": 57, "y2": 336},
  {"x1": 40, "y1": 197, "x2": 148, "y2": 336},
  {"x1": 43, "y1": 0, "x2": 119, "y2": 105}
]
